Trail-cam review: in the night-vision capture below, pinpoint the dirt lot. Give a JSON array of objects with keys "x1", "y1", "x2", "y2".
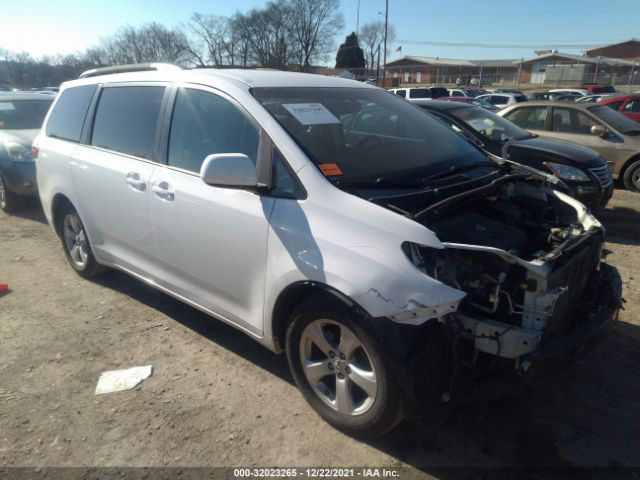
[{"x1": 0, "y1": 189, "x2": 639, "y2": 477}]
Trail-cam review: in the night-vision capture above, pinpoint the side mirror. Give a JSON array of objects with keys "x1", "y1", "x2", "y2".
[
  {"x1": 591, "y1": 125, "x2": 608, "y2": 137},
  {"x1": 200, "y1": 153, "x2": 258, "y2": 189}
]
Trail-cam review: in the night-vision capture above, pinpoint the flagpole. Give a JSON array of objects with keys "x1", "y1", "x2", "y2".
[{"x1": 382, "y1": 0, "x2": 388, "y2": 87}]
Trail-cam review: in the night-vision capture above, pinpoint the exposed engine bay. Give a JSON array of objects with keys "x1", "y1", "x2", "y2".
[{"x1": 386, "y1": 174, "x2": 608, "y2": 368}]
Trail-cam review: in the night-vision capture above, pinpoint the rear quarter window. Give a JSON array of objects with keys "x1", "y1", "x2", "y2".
[{"x1": 45, "y1": 85, "x2": 97, "y2": 142}]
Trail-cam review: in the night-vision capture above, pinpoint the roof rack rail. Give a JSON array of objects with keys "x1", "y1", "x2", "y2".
[{"x1": 78, "y1": 63, "x2": 182, "y2": 79}]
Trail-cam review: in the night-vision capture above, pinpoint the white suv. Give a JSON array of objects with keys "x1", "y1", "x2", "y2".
[{"x1": 35, "y1": 64, "x2": 620, "y2": 436}]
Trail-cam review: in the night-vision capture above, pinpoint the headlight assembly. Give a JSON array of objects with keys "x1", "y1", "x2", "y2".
[
  {"x1": 543, "y1": 161, "x2": 590, "y2": 182},
  {"x1": 4, "y1": 141, "x2": 34, "y2": 163}
]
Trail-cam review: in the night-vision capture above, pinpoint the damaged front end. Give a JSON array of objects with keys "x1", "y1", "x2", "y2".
[{"x1": 395, "y1": 174, "x2": 622, "y2": 378}]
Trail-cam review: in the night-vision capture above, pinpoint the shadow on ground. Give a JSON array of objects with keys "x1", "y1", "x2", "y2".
[{"x1": 13, "y1": 187, "x2": 640, "y2": 476}]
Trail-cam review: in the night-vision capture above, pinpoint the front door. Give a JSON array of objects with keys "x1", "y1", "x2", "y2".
[{"x1": 149, "y1": 86, "x2": 273, "y2": 334}]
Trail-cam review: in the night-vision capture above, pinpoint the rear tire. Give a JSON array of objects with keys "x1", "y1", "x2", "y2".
[
  {"x1": 57, "y1": 205, "x2": 106, "y2": 279},
  {"x1": 286, "y1": 295, "x2": 405, "y2": 437},
  {"x1": 623, "y1": 159, "x2": 640, "y2": 192},
  {"x1": 0, "y1": 174, "x2": 20, "y2": 213}
]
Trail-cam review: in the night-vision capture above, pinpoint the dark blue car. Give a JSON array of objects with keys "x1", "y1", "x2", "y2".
[{"x1": 0, "y1": 93, "x2": 53, "y2": 212}]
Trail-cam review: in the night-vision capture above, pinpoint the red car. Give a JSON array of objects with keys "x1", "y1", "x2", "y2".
[
  {"x1": 571, "y1": 84, "x2": 616, "y2": 94},
  {"x1": 598, "y1": 94, "x2": 640, "y2": 122}
]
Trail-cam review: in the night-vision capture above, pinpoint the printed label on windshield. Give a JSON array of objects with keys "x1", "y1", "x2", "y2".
[
  {"x1": 282, "y1": 103, "x2": 340, "y2": 125},
  {"x1": 0, "y1": 103, "x2": 15, "y2": 111},
  {"x1": 318, "y1": 163, "x2": 343, "y2": 176}
]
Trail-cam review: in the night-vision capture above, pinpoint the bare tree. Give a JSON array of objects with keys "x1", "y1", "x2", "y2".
[
  {"x1": 289, "y1": 0, "x2": 344, "y2": 72},
  {"x1": 235, "y1": 0, "x2": 296, "y2": 69},
  {"x1": 2, "y1": 51, "x2": 35, "y2": 87},
  {"x1": 186, "y1": 13, "x2": 230, "y2": 66},
  {"x1": 359, "y1": 20, "x2": 396, "y2": 73},
  {"x1": 101, "y1": 23, "x2": 191, "y2": 65}
]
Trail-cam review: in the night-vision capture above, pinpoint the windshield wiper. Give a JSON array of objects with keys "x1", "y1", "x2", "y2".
[
  {"x1": 336, "y1": 177, "x2": 435, "y2": 188},
  {"x1": 421, "y1": 162, "x2": 502, "y2": 181}
]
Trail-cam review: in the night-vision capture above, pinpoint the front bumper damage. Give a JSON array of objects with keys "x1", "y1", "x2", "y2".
[{"x1": 516, "y1": 263, "x2": 621, "y2": 378}]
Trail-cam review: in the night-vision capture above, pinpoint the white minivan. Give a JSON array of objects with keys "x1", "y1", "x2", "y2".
[{"x1": 35, "y1": 64, "x2": 620, "y2": 436}]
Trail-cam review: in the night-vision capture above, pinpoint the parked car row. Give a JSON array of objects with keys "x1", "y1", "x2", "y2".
[
  {"x1": 499, "y1": 101, "x2": 640, "y2": 191},
  {"x1": 413, "y1": 100, "x2": 613, "y2": 209}
]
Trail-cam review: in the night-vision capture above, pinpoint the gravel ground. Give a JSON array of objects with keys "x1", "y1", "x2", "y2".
[{"x1": 0, "y1": 188, "x2": 638, "y2": 478}]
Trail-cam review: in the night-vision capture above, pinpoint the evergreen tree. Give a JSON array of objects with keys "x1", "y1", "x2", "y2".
[{"x1": 335, "y1": 32, "x2": 365, "y2": 69}]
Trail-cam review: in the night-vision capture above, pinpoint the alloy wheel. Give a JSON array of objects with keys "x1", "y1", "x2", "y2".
[
  {"x1": 63, "y1": 214, "x2": 89, "y2": 268},
  {"x1": 299, "y1": 319, "x2": 378, "y2": 416}
]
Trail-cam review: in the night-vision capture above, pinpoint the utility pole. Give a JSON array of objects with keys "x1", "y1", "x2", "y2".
[
  {"x1": 382, "y1": 0, "x2": 389, "y2": 87},
  {"x1": 356, "y1": 0, "x2": 360, "y2": 36},
  {"x1": 376, "y1": 43, "x2": 381, "y2": 81}
]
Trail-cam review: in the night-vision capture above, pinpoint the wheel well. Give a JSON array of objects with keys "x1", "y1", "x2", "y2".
[
  {"x1": 620, "y1": 154, "x2": 640, "y2": 180},
  {"x1": 271, "y1": 282, "x2": 362, "y2": 351},
  {"x1": 51, "y1": 194, "x2": 74, "y2": 238}
]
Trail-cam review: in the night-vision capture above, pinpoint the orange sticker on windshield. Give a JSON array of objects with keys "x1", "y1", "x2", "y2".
[{"x1": 319, "y1": 163, "x2": 343, "y2": 176}]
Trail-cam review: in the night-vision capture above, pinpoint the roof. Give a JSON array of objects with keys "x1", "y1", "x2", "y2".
[
  {"x1": 63, "y1": 67, "x2": 373, "y2": 90},
  {"x1": 502, "y1": 100, "x2": 597, "y2": 110},
  {"x1": 521, "y1": 52, "x2": 638, "y2": 66},
  {"x1": 385, "y1": 55, "x2": 476, "y2": 67},
  {"x1": 585, "y1": 38, "x2": 640, "y2": 54},
  {"x1": 0, "y1": 92, "x2": 55, "y2": 101},
  {"x1": 469, "y1": 59, "x2": 519, "y2": 68}
]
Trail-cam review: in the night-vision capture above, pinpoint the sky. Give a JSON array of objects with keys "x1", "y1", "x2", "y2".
[{"x1": 1, "y1": 0, "x2": 639, "y2": 62}]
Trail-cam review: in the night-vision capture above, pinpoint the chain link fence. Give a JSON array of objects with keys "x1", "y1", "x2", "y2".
[{"x1": 346, "y1": 62, "x2": 640, "y2": 92}]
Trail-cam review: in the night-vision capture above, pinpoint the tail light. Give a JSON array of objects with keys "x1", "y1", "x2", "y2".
[{"x1": 32, "y1": 145, "x2": 39, "y2": 159}]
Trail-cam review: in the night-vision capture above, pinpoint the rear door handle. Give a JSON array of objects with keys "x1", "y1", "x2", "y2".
[
  {"x1": 126, "y1": 172, "x2": 146, "y2": 191},
  {"x1": 151, "y1": 181, "x2": 175, "y2": 202}
]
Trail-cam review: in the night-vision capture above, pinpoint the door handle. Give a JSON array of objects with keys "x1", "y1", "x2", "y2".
[
  {"x1": 126, "y1": 172, "x2": 146, "y2": 191},
  {"x1": 151, "y1": 181, "x2": 175, "y2": 201}
]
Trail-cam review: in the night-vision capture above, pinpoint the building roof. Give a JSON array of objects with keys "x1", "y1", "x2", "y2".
[
  {"x1": 385, "y1": 55, "x2": 476, "y2": 67},
  {"x1": 585, "y1": 38, "x2": 640, "y2": 55},
  {"x1": 521, "y1": 52, "x2": 638, "y2": 66},
  {"x1": 470, "y1": 59, "x2": 519, "y2": 68}
]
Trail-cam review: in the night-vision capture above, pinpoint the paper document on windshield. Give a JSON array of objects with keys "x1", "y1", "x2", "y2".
[{"x1": 283, "y1": 103, "x2": 340, "y2": 125}]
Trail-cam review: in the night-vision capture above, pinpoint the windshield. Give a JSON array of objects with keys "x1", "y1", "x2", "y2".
[
  {"x1": 409, "y1": 88, "x2": 432, "y2": 98},
  {"x1": 0, "y1": 99, "x2": 52, "y2": 129},
  {"x1": 252, "y1": 87, "x2": 489, "y2": 183},
  {"x1": 590, "y1": 105, "x2": 640, "y2": 134},
  {"x1": 447, "y1": 105, "x2": 533, "y2": 142}
]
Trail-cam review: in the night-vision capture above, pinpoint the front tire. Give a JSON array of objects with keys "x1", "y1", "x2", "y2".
[
  {"x1": 623, "y1": 159, "x2": 640, "y2": 192},
  {"x1": 286, "y1": 296, "x2": 405, "y2": 437},
  {"x1": 57, "y1": 205, "x2": 106, "y2": 279},
  {"x1": 0, "y1": 174, "x2": 20, "y2": 213}
]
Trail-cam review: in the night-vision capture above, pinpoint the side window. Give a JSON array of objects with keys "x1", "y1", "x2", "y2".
[
  {"x1": 168, "y1": 88, "x2": 259, "y2": 173},
  {"x1": 46, "y1": 85, "x2": 97, "y2": 142},
  {"x1": 91, "y1": 86, "x2": 165, "y2": 159},
  {"x1": 606, "y1": 101, "x2": 624, "y2": 111},
  {"x1": 504, "y1": 107, "x2": 547, "y2": 130},
  {"x1": 492, "y1": 96, "x2": 507, "y2": 105},
  {"x1": 551, "y1": 108, "x2": 598, "y2": 134},
  {"x1": 623, "y1": 100, "x2": 640, "y2": 113},
  {"x1": 395, "y1": 90, "x2": 406, "y2": 98},
  {"x1": 270, "y1": 149, "x2": 305, "y2": 199}
]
